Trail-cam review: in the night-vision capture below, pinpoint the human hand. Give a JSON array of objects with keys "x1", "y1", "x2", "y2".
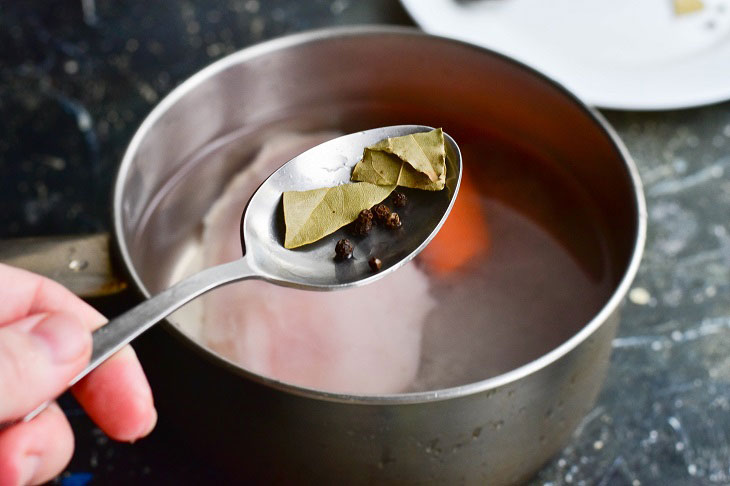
[{"x1": 0, "y1": 263, "x2": 156, "y2": 485}]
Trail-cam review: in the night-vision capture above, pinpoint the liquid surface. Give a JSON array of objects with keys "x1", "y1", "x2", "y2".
[{"x1": 169, "y1": 130, "x2": 615, "y2": 394}]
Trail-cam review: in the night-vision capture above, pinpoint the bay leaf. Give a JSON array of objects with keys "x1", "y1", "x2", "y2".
[
  {"x1": 351, "y1": 128, "x2": 446, "y2": 190},
  {"x1": 368, "y1": 128, "x2": 446, "y2": 182},
  {"x1": 351, "y1": 149, "x2": 444, "y2": 191},
  {"x1": 283, "y1": 182, "x2": 395, "y2": 249}
]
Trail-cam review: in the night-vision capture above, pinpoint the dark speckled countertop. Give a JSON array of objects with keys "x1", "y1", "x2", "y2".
[{"x1": 2, "y1": 1, "x2": 730, "y2": 485}]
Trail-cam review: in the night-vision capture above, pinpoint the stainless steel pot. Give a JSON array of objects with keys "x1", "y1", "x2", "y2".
[{"x1": 5, "y1": 27, "x2": 646, "y2": 484}]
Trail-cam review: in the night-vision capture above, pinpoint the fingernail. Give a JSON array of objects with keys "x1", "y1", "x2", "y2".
[
  {"x1": 19, "y1": 454, "x2": 40, "y2": 486},
  {"x1": 31, "y1": 313, "x2": 91, "y2": 364}
]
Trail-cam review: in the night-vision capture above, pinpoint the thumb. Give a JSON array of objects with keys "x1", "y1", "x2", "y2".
[{"x1": 0, "y1": 312, "x2": 92, "y2": 421}]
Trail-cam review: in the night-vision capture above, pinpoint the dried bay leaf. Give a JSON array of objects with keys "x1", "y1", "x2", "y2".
[
  {"x1": 351, "y1": 128, "x2": 446, "y2": 191},
  {"x1": 369, "y1": 128, "x2": 445, "y2": 182},
  {"x1": 283, "y1": 182, "x2": 395, "y2": 249},
  {"x1": 352, "y1": 149, "x2": 444, "y2": 191}
]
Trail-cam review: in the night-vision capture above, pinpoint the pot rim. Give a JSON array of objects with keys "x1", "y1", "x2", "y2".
[{"x1": 113, "y1": 25, "x2": 647, "y2": 405}]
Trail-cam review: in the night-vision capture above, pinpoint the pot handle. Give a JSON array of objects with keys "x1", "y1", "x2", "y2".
[{"x1": 0, "y1": 234, "x2": 127, "y2": 298}]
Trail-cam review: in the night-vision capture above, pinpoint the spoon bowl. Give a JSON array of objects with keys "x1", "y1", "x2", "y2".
[
  {"x1": 243, "y1": 125, "x2": 461, "y2": 288},
  {"x1": 10, "y1": 125, "x2": 461, "y2": 425}
]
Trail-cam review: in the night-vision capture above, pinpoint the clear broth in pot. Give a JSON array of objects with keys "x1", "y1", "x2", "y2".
[{"x1": 163, "y1": 126, "x2": 615, "y2": 394}]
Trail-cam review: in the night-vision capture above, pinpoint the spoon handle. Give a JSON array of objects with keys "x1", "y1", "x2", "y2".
[
  {"x1": 75, "y1": 257, "x2": 257, "y2": 385},
  {"x1": 2, "y1": 257, "x2": 257, "y2": 429}
]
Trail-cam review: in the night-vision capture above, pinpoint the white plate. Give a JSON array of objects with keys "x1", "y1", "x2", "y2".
[{"x1": 401, "y1": 0, "x2": 730, "y2": 109}]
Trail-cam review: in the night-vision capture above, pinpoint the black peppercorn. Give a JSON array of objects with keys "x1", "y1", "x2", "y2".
[
  {"x1": 369, "y1": 257, "x2": 382, "y2": 272},
  {"x1": 371, "y1": 203, "x2": 391, "y2": 224},
  {"x1": 351, "y1": 209, "x2": 374, "y2": 235},
  {"x1": 334, "y1": 238, "x2": 354, "y2": 261},
  {"x1": 392, "y1": 191, "x2": 407, "y2": 208},
  {"x1": 385, "y1": 212, "x2": 401, "y2": 229}
]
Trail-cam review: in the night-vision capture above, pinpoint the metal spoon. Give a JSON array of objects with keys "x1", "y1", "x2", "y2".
[{"x1": 15, "y1": 125, "x2": 461, "y2": 425}]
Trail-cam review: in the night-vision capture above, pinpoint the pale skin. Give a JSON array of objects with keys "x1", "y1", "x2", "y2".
[{"x1": 0, "y1": 264, "x2": 157, "y2": 485}]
